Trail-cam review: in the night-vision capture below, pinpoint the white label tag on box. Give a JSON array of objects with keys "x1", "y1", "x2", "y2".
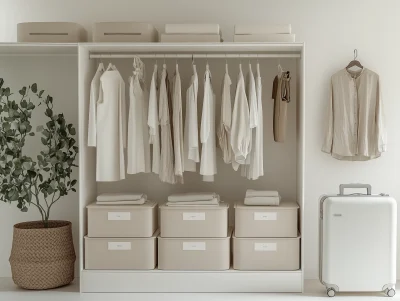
[
  {"x1": 254, "y1": 243, "x2": 277, "y2": 252},
  {"x1": 182, "y1": 242, "x2": 206, "y2": 251},
  {"x1": 254, "y1": 212, "x2": 277, "y2": 221},
  {"x1": 183, "y1": 212, "x2": 206, "y2": 221},
  {"x1": 108, "y1": 212, "x2": 131, "y2": 221},
  {"x1": 108, "y1": 242, "x2": 131, "y2": 251}
]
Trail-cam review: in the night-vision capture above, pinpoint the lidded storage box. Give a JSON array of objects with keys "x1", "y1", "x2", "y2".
[
  {"x1": 84, "y1": 230, "x2": 158, "y2": 270},
  {"x1": 233, "y1": 233, "x2": 300, "y2": 270},
  {"x1": 17, "y1": 22, "x2": 86, "y2": 42},
  {"x1": 235, "y1": 201, "x2": 299, "y2": 238},
  {"x1": 93, "y1": 22, "x2": 158, "y2": 42},
  {"x1": 87, "y1": 201, "x2": 158, "y2": 238},
  {"x1": 158, "y1": 228, "x2": 232, "y2": 271},
  {"x1": 159, "y1": 203, "x2": 228, "y2": 238}
]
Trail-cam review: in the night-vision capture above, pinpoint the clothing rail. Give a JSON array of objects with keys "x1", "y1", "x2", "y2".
[{"x1": 89, "y1": 53, "x2": 300, "y2": 59}]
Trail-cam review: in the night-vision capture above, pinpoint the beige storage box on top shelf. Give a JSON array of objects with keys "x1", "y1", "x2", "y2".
[
  {"x1": 17, "y1": 22, "x2": 86, "y2": 42},
  {"x1": 158, "y1": 228, "x2": 232, "y2": 271},
  {"x1": 233, "y1": 233, "x2": 300, "y2": 270},
  {"x1": 87, "y1": 201, "x2": 157, "y2": 238},
  {"x1": 84, "y1": 230, "x2": 158, "y2": 270},
  {"x1": 159, "y1": 203, "x2": 228, "y2": 238},
  {"x1": 235, "y1": 201, "x2": 299, "y2": 238},
  {"x1": 93, "y1": 22, "x2": 158, "y2": 42}
]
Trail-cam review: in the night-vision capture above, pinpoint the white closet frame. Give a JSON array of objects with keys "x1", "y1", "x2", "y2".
[
  {"x1": 0, "y1": 42, "x2": 305, "y2": 293},
  {"x1": 78, "y1": 42, "x2": 305, "y2": 293}
]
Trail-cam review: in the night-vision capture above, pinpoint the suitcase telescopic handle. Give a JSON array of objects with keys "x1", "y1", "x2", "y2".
[{"x1": 339, "y1": 184, "x2": 371, "y2": 195}]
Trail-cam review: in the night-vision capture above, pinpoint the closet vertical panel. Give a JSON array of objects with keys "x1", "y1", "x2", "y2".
[
  {"x1": 78, "y1": 45, "x2": 97, "y2": 276},
  {"x1": 296, "y1": 45, "x2": 306, "y2": 292}
]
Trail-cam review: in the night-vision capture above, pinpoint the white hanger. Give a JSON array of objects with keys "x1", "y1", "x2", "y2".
[{"x1": 278, "y1": 58, "x2": 283, "y2": 74}]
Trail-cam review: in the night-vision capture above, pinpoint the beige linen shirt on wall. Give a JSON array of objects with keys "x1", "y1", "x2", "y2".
[{"x1": 322, "y1": 68, "x2": 386, "y2": 161}]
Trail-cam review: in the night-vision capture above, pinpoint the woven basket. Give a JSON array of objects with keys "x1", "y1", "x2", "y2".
[{"x1": 9, "y1": 220, "x2": 76, "y2": 290}]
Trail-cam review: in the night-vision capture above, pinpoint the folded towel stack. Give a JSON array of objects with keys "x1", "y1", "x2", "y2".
[
  {"x1": 234, "y1": 24, "x2": 295, "y2": 42},
  {"x1": 96, "y1": 193, "x2": 147, "y2": 205},
  {"x1": 244, "y1": 190, "x2": 280, "y2": 206},
  {"x1": 161, "y1": 24, "x2": 222, "y2": 42},
  {"x1": 166, "y1": 192, "x2": 220, "y2": 206}
]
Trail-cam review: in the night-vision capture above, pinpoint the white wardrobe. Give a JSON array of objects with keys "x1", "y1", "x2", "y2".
[{"x1": 78, "y1": 42, "x2": 305, "y2": 293}]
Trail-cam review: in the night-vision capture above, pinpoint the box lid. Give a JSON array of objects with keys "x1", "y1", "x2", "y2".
[
  {"x1": 86, "y1": 200, "x2": 157, "y2": 209},
  {"x1": 232, "y1": 231, "x2": 301, "y2": 240},
  {"x1": 158, "y1": 227, "x2": 233, "y2": 240},
  {"x1": 159, "y1": 202, "x2": 229, "y2": 210},
  {"x1": 235, "y1": 200, "x2": 299, "y2": 210}
]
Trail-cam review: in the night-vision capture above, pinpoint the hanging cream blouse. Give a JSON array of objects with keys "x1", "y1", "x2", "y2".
[
  {"x1": 184, "y1": 64, "x2": 199, "y2": 172},
  {"x1": 88, "y1": 62, "x2": 104, "y2": 147},
  {"x1": 127, "y1": 57, "x2": 151, "y2": 174},
  {"x1": 322, "y1": 68, "x2": 386, "y2": 160},
  {"x1": 96, "y1": 67, "x2": 127, "y2": 181},
  {"x1": 172, "y1": 64, "x2": 184, "y2": 183},
  {"x1": 148, "y1": 64, "x2": 160, "y2": 174}
]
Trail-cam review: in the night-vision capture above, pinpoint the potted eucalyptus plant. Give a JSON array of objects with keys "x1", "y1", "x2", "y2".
[{"x1": 0, "y1": 78, "x2": 78, "y2": 289}]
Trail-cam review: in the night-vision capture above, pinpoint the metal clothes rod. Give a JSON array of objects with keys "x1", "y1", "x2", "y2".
[{"x1": 89, "y1": 53, "x2": 300, "y2": 59}]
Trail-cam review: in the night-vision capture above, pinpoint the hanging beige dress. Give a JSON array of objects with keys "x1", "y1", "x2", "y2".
[{"x1": 272, "y1": 71, "x2": 291, "y2": 142}]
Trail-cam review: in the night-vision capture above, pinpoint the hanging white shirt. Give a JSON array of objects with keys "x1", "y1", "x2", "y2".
[
  {"x1": 127, "y1": 58, "x2": 151, "y2": 174},
  {"x1": 230, "y1": 65, "x2": 251, "y2": 171},
  {"x1": 88, "y1": 62, "x2": 104, "y2": 147},
  {"x1": 184, "y1": 64, "x2": 199, "y2": 172},
  {"x1": 172, "y1": 64, "x2": 184, "y2": 183},
  {"x1": 96, "y1": 66, "x2": 127, "y2": 181},
  {"x1": 159, "y1": 64, "x2": 176, "y2": 184},
  {"x1": 200, "y1": 64, "x2": 217, "y2": 182},
  {"x1": 217, "y1": 64, "x2": 233, "y2": 164},
  {"x1": 148, "y1": 64, "x2": 161, "y2": 174}
]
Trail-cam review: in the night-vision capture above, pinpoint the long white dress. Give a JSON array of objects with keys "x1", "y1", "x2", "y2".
[
  {"x1": 184, "y1": 64, "x2": 199, "y2": 172},
  {"x1": 96, "y1": 67, "x2": 127, "y2": 181},
  {"x1": 230, "y1": 64, "x2": 251, "y2": 171},
  {"x1": 200, "y1": 64, "x2": 217, "y2": 182},
  {"x1": 254, "y1": 63, "x2": 264, "y2": 178},
  {"x1": 88, "y1": 62, "x2": 104, "y2": 147},
  {"x1": 148, "y1": 64, "x2": 161, "y2": 174},
  {"x1": 159, "y1": 64, "x2": 176, "y2": 184},
  {"x1": 172, "y1": 64, "x2": 184, "y2": 183},
  {"x1": 127, "y1": 57, "x2": 151, "y2": 174},
  {"x1": 217, "y1": 63, "x2": 233, "y2": 164}
]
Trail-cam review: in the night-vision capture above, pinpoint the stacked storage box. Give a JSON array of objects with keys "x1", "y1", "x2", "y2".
[
  {"x1": 93, "y1": 22, "x2": 158, "y2": 42},
  {"x1": 84, "y1": 199, "x2": 158, "y2": 270},
  {"x1": 158, "y1": 194, "x2": 230, "y2": 270},
  {"x1": 161, "y1": 24, "x2": 222, "y2": 42},
  {"x1": 233, "y1": 24, "x2": 295, "y2": 42},
  {"x1": 233, "y1": 192, "x2": 300, "y2": 270}
]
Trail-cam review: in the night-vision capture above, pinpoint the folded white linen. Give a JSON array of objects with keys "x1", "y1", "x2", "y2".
[
  {"x1": 96, "y1": 199, "x2": 146, "y2": 205},
  {"x1": 165, "y1": 24, "x2": 220, "y2": 34},
  {"x1": 160, "y1": 34, "x2": 221, "y2": 42},
  {"x1": 234, "y1": 24, "x2": 291, "y2": 35},
  {"x1": 244, "y1": 196, "x2": 280, "y2": 206},
  {"x1": 233, "y1": 34, "x2": 295, "y2": 43},
  {"x1": 168, "y1": 192, "x2": 218, "y2": 202},
  {"x1": 246, "y1": 190, "x2": 279, "y2": 197},
  {"x1": 166, "y1": 198, "x2": 220, "y2": 206},
  {"x1": 97, "y1": 193, "x2": 146, "y2": 202}
]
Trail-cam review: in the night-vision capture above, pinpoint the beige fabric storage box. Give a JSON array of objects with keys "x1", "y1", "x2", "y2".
[
  {"x1": 84, "y1": 230, "x2": 158, "y2": 270},
  {"x1": 160, "y1": 203, "x2": 228, "y2": 238},
  {"x1": 235, "y1": 201, "x2": 299, "y2": 238},
  {"x1": 158, "y1": 228, "x2": 232, "y2": 271},
  {"x1": 233, "y1": 233, "x2": 300, "y2": 270},
  {"x1": 17, "y1": 22, "x2": 86, "y2": 42},
  {"x1": 87, "y1": 201, "x2": 157, "y2": 238},
  {"x1": 93, "y1": 22, "x2": 158, "y2": 42}
]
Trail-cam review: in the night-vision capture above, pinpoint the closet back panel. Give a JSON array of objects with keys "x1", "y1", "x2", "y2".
[{"x1": 94, "y1": 58, "x2": 297, "y2": 223}]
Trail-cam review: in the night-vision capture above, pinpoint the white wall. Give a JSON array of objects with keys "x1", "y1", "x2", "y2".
[{"x1": 1, "y1": 0, "x2": 400, "y2": 279}]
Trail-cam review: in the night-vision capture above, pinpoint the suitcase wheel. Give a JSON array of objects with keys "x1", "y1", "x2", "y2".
[
  {"x1": 385, "y1": 288, "x2": 395, "y2": 297},
  {"x1": 327, "y1": 288, "x2": 336, "y2": 297}
]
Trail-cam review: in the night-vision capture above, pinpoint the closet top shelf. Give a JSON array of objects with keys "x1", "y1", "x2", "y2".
[{"x1": 0, "y1": 42, "x2": 303, "y2": 56}]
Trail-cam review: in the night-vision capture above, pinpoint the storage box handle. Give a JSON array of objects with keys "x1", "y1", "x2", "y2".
[{"x1": 339, "y1": 184, "x2": 371, "y2": 195}]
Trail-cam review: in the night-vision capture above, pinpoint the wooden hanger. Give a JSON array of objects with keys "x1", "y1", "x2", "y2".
[{"x1": 346, "y1": 49, "x2": 363, "y2": 70}]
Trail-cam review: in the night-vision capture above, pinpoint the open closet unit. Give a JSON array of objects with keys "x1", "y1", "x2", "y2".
[{"x1": 78, "y1": 42, "x2": 305, "y2": 293}]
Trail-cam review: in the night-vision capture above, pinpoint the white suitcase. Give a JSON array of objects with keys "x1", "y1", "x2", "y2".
[{"x1": 319, "y1": 184, "x2": 397, "y2": 297}]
